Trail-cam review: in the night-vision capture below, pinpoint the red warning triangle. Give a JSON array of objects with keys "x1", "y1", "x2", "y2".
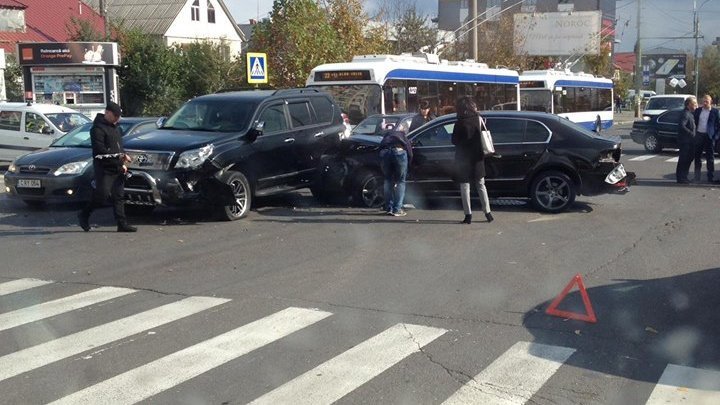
[{"x1": 545, "y1": 273, "x2": 597, "y2": 323}]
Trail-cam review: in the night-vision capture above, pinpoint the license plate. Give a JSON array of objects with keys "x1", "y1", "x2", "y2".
[{"x1": 17, "y1": 179, "x2": 41, "y2": 188}]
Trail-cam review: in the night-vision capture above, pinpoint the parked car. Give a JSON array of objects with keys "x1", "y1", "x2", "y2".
[
  {"x1": 3, "y1": 118, "x2": 160, "y2": 207},
  {"x1": 630, "y1": 108, "x2": 684, "y2": 152},
  {"x1": 0, "y1": 102, "x2": 91, "y2": 163},
  {"x1": 351, "y1": 113, "x2": 416, "y2": 136},
  {"x1": 120, "y1": 89, "x2": 346, "y2": 220},
  {"x1": 642, "y1": 94, "x2": 693, "y2": 120},
  {"x1": 317, "y1": 111, "x2": 631, "y2": 213}
]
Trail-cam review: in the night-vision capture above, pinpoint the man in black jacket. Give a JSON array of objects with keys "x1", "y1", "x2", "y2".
[
  {"x1": 676, "y1": 96, "x2": 698, "y2": 184},
  {"x1": 693, "y1": 95, "x2": 720, "y2": 182},
  {"x1": 380, "y1": 122, "x2": 413, "y2": 216},
  {"x1": 77, "y1": 102, "x2": 136, "y2": 232},
  {"x1": 409, "y1": 100, "x2": 434, "y2": 132}
]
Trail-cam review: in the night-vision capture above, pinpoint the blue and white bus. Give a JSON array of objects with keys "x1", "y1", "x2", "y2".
[
  {"x1": 519, "y1": 70, "x2": 614, "y2": 132},
  {"x1": 307, "y1": 53, "x2": 520, "y2": 125}
]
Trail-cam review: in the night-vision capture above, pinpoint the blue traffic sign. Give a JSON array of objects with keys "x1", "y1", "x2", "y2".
[{"x1": 247, "y1": 53, "x2": 268, "y2": 84}]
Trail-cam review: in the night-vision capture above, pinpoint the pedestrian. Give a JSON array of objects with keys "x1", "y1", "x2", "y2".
[
  {"x1": 380, "y1": 121, "x2": 413, "y2": 217},
  {"x1": 676, "y1": 96, "x2": 698, "y2": 184},
  {"x1": 77, "y1": 102, "x2": 137, "y2": 232},
  {"x1": 614, "y1": 94, "x2": 622, "y2": 114},
  {"x1": 693, "y1": 94, "x2": 720, "y2": 183},
  {"x1": 409, "y1": 100, "x2": 435, "y2": 132},
  {"x1": 451, "y1": 96, "x2": 493, "y2": 224}
]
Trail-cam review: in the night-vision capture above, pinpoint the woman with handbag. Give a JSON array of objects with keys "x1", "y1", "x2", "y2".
[{"x1": 451, "y1": 96, "x2": 494, "y2": 224}]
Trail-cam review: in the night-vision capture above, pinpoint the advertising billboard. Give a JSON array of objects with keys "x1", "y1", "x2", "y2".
[
  {"x1": 17, "y1": 42, "x2": 120, "y2": 66},
  {"x1": 642, "y1": 54, "x2": 687, "y2": 80},
  {"x1": 514, "y1": 11, "x2": 602, "y2": 56}
]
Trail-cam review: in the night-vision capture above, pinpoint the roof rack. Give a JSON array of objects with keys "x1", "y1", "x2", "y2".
[{"x1": 272, "y1": 88, "x2": 320, "y2": 96}]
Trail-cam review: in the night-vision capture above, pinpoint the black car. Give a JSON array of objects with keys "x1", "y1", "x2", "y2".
[
  {"x1": 4, "y1": 118, "x2": 159, "y2": 207},
  {"x1": 318, "y1": 111, "x2": 631, "y2": 213},
  {"x1": 351, "y1": 113, "x2": 417, "y2": 136},
  {"x1": 630, "y1": 108, "x2": 684, "y2": 152},
  {"x1": 120, "y1": 89, "x2": 346, "y2": 220}
]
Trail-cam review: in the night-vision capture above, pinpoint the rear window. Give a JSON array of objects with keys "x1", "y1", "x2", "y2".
[
  {"x1": 310, "y1": 97, "x2": 334, "y2": 124},
  {"x1": 288, "y1": 101, "x2": 313, "y2": 127},
  {"x1": 485, "y1": 118, "x2": 525, "y2": 143},
  {"x1": 525, "y1": 121, "x2": 550, "y2": 142},
  {"x1": 646, "y1": 97, "x2": 686, "y2": 110},
  {"x1": 0, "y1": 110, "x2": 21, "y2": 131}
]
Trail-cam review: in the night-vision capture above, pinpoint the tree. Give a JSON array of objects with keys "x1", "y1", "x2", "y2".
[
  {"x1": 3, "y1": 53, "x2": 23, "y2": 101},
  {"x1": 698, "y1": 45, "x2": 720, "y2": 100},
  {"x1": 66, "y1": 17, "x2": 106, "y2": 41},
  {"x1": 175, "y1": 40, "x2": 244, "y2": 100},
  {"x1": 324, "y1": 0, "x2": 389, "y2": 59},
  {"x1": 393, "y1": 6, "x2": 437, "y2": 54},
  {"x1": 251, "y1": 0, "x2": 343, "y2": 88}
]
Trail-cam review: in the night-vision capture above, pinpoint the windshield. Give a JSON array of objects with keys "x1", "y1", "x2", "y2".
[
  {"x1": 646, "y1": 97, "x2": 686, "y2": 110},
  {"x1": 50, "y1": 123, "x2": 93, "y2": 147},
  {"x1": 520, "y1": 89, "x2": 552, "y2": 112},
  {"x1": 45, "y1": 113, "x2": 91, "y2": 133},
  {"x1": 309, "y1": 84, "x2": 382, "y2": 125},
  {"x1": 352, "y1": 116, "x2": 403, "y2": 136},
  {"x1": 163, "y1": 99, "x2": 256, "y2": 133}
]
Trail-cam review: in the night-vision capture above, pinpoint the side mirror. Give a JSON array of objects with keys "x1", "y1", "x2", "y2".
[
  {"x1": 245, "y1": 121, "x2": 264, "y2": 143},
  {"x1": 156, "y1": 117, "x2": 167, "y2": 128}
]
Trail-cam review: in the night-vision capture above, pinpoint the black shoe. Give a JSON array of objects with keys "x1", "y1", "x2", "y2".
[
  {"x1": 485, "y1": 212, "x2": 494, "y2": 223},
  {"x1": 117, "y1": 223, "x2": 137, "y2": 232},
  {"x1": 77, "y1": 211, "x2": 90, "y2": 232},
  {"x1": 461, "y1": 214, "x2": 472, "y2": 224}
]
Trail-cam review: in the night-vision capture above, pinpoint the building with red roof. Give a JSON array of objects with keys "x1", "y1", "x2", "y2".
[{"x1": 0, "y1": 0, "x2": 106, "y2": 54}]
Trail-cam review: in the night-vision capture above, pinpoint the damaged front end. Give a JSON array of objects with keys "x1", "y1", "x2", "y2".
[{"x1": 579, "y1": 145, "x2": 636, "y2": 196}]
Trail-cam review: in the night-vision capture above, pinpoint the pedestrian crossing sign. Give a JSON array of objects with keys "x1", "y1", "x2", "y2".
[{"x1": 247, "y1": 52, "x2": 268, "y2": 84}]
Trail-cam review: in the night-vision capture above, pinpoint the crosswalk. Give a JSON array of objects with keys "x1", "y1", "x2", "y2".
[
  {"x1": 1, "y1": 277, "x2": 719, "y2": 404},
  {"x1": 626, "y1": 154, "x2": 720, "y2": 164}
]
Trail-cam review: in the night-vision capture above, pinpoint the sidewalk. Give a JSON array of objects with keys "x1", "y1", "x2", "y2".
[{"x1": 614, "y1": 110, "x2": 639, "y2": 126}]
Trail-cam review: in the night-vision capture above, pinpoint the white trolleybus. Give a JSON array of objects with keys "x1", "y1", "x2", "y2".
[
  {"x1": 306, "y1": 53, "x2": 520, "y2": 125},
  {"x1": 519, "y1": 70, "x2": 614, "y2": 132}
]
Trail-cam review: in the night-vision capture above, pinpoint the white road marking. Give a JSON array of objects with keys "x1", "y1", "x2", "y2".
[
  {"x1": 249, "y1": 323, "x2": 447, "y2": 405},
  {"x1": 0, "y1": 296, "x2": 229, "y2": 382},
  {"x1": 665, "y1": 157, "x2": 680, "y2": 163},
  {"x1": 629, "y1": 155, "x2": 658, "y2": 161},
  {"x1": 49, "y1": 307, "x2": 332, "y2": 405},
  {"x1": 527, "y1": 216, "x2": 562, "y2": 223},
  {"x1": 0, "y1": 278, "x2": 53, "y2": 296},
  {"x1": 0, "y1": 286, "x2": 136, "y2": 332},
  {"x1": 645, "y1": 364, "x2": 720, "y2": 405},
  {"x1": 442, "y1": 341, "x2": 576, "y2": 405}
]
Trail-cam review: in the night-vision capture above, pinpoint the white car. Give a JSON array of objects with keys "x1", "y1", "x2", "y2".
[
  {"x1": 0, "y1": 102, "x2": 91, "y2": 163},
  {"x1": 642, "y1": 94, "x2": 694, "y2": 120}
]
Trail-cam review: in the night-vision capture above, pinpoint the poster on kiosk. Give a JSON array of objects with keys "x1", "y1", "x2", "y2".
[{"x1": 17, "y1": 42, "x2": 121, "y2": 118}]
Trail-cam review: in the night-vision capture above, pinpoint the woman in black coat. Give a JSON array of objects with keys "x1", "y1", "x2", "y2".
[{"x1": 451, "y1": 96, "x2": 493, "y2": 224}]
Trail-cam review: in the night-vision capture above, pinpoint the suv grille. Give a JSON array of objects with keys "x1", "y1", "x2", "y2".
[{"x1": 125, "y1": 150, "x2": 175, "y2": 171}]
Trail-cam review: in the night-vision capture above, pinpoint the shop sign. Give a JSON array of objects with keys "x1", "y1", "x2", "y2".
[{"x1": 17, "y1": 42, "x2": 120, "y2": 66}]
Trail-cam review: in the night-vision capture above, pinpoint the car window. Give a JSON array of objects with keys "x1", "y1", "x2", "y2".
[
  {"x1": 310, "y1": 97, "x2": 334, "y2": 124},
  {"x1": 0, "y1": 110, "x2": 21, "y2": 131},
  {"x1": 485, "y1": 118, "x2": 525, "y2": 143},
  {"x1": 352, "y1": 116, "x2": 400, "y2": 135},
  {"x1": 646, "y1": 97, "x2": 685, "y2": 110},
  {"x1": 288, "y1": 101, "x2": 313, "y2": 128},
  {"x1": 128, "y1": 122, "x2": 157, "y2": 137},
  {"x1": 524, "y1": 120, "x2": 550, "y2": 143},
  {"x1": 45, "y1": 113, "x2": 91, "y2": 132},
  {"x1": 258, "y1": 104, "x2": 288, "y2": 134},
  {"x1": 658, "y1": 110, "x2": 683, "y2": 124},
  {"x1": 413, "y1": 123, "x2": 454, "y2": 147},
  {"x1": 25, "y1": 112, "x2": 51, "y2": 134}
]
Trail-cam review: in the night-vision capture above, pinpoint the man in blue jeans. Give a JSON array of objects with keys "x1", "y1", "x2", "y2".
[{"x1": 380, "y1": 123, "x2": 413, "y2": 216}]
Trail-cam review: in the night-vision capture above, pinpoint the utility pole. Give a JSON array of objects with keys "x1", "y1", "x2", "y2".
[
  {"x1": 99, "y1": 0, "x2": 110, "y2": 38},
  {"x1": 470, "y1": 0, "x2": 478, "y2": 61},
  {"x1": 634, "y1": 0, "x2": 642, "y2": 117},
  {"x1": 694, "y1": 0, "x2": 700, "y2": 96}
]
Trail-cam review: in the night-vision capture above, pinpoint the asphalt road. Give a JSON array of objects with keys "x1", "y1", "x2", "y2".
[{"x1": 1, "y1": 122, "x2": 719, "y2": 404}]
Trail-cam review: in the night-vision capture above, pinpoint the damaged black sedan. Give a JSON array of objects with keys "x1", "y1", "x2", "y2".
[{"x1": 318, "y1": 111, "x2": 632, "y2": 213}]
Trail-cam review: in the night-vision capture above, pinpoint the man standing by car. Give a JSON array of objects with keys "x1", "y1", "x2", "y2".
[
  {"x1": 77, "y1": 102, "x2": 136, "y2": 232},
  {"x1": 409, "y1": 100, "x2": 434, "y2": 132},
  {"x1": 380, "y1": 122, "x2": 413, "y2": 216},
  {"x1": 693, "y1": 94, "x2": 719, "y2": 183},
  {"x1": 676, "y1": 96, "x2": 698, "y2": 184}
]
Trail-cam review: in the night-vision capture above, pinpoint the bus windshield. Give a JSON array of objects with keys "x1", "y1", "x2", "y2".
[
  {"x1": 520, "y1": 89, "x2": 552, "y2": 113},
  {"x1": 309, "y1": 84, "x2": 382, "y2": 125}
]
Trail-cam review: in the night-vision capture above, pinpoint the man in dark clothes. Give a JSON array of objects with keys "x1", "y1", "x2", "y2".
[
  {"x1": 380, "y1": 122, "x2": 413, "y2": 217},
  {"x1": 77, "y1": 102, "x2": 136, "y2": 232},
  {"x1": 409, "y1": 100, "x2": 434, "y2": 132},
  {"x1": 692, "y1": 94, "x2": 720, "y2": 183},
  {"x1": 676, "y1": 96, "x2": 698, "y2": 184}
]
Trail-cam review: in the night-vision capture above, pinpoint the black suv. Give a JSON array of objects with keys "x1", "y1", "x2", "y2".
[{"x1": 121, "y1": 89, "x2": 346, "y2": 220}]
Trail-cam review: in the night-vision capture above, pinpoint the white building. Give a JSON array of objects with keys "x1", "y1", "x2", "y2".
[{"x1": 85, "y1": 0, "x2": 245, "y2": 56}]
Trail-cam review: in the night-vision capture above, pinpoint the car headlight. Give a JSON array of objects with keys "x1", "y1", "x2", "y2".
[
  {"x1": 642, "y1": 116, "x2": 651, "y2": 121},
  {"x1": 7, "y1": 162, "x2": 17, "y2": 173},
  {"x1": 53, "y1": 160, "x2": 90, "y2": 176},
  {"x1": 174, "y1": 144, "x2": 214, "y2": 169}
]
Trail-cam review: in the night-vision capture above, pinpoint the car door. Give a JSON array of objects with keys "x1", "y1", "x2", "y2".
[
  {"x1": 408, "y1": 120, "x2": 456, "y2": 194},
  {"x1": 656, "y1": 110, "x2": 682, "y2": 146},
  {"x1": 23, "y1": 112, "x2": 57, "y2": 149},
  {"x1": 250, "y1": 102, "x2": 295, "y2": 192},
  {"x1": 286, "y1": 99, "x2": 319, "y2": 184},
  {"x1": 484, "y1": 117, "x2": 535, "y2": 194},
  {"x1": 0, "y1": 110, "x2": 25, "y2": 161}
]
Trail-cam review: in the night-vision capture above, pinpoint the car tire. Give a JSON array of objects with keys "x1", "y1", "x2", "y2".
[
  {"x1": 23, "y1": 200, "x2": 45, "y2": 209},
  {"x1": 530, "y1": 170, "x2": 576, "y2": 213},
  {"x1": 353, "y1": 169, "x2": 384, "y2": 208},
  {"x1": 218, "y1": 171, "x2": 252, "y2": 221},
  {"x1": 125, "y1": 205, "x2": 155, "y2": 216},
  {"x1": 644, "y1": 132, "x2": 662, "y2": 153}
]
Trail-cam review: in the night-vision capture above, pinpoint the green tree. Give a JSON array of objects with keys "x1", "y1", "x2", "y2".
[
  {"x1": 251, "y1": 0, "x2": 342, "y2": 88},
  {"x1": 393, "y1": 6, "x2": 437, "y2": 54},
  {"x1": 175, "y1": 40, "x2": 244, "y2": 99},
  {"x1": 324, "y1": 0, "x2": 390, "y2": 59},
  {"x1": 3, "y1": 53, "x2": 24, "y2": 101},
  {"x1": 698, "y1": 45, "x2": 720, "y2": 100},
  {"x1": 66, "y1": 16, "x2": 106, "y2": 41}
]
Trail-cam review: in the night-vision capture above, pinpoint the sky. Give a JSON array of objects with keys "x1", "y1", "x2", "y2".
[{"x1": 228, "y1": 0, "x2": 720, "y2": 54}]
